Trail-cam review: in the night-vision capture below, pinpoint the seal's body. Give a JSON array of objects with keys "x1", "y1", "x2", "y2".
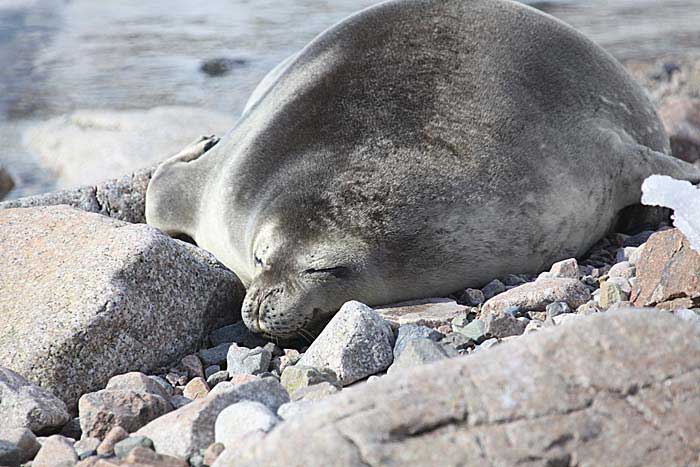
[{"x1": 146, "y1": 0, "x2": 700, "y2": 338}]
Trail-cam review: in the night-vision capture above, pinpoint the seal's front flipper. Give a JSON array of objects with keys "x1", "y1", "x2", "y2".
[
  {"x1": 145, "y1": 135, "x2": 219, "y2": 239},
  {"x1": 165, "y1": 135, "x2": 220, "y2": 164}
]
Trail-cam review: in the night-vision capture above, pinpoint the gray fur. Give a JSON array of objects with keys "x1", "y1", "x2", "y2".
[{"x1": 146, "y1": 0, "x2": 700, "y2": 338}]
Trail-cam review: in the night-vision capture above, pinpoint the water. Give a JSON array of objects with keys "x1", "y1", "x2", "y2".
[{"x1": 2, "y1": 0, "x2": 700, "y2": 198}]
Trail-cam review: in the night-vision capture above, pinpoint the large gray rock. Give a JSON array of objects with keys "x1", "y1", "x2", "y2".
[
  {"x1": 0, "y1": 166, "x2": 154, "y2": 224},
  {"x1": 0, "y1": 206, "x2": 244, "y2": 409},
  {"x1": 232, "y1": 311, "x2": 700, "y2": 467},
  {"x1": 0, "y1": 367, "x2": 70, "y2": 434},
  {"x1": 0, "y1": 428, "x2": 40, "y2": 464},
  {"x1": 298, "y1": 301, "x2": 394, "y2": 386},
  {"x1": 23, "y1": 106, "x2": 234, "y2": 189},
  {"x1": 136, "y1": 377, "x2": 289, "y2": 458}
]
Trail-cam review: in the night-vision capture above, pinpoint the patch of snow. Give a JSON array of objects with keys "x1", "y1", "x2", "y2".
[{"x1": 641, "y1": 175, "x2": 700, "y2": 252}]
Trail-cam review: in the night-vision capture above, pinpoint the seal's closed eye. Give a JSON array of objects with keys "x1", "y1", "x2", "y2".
[{"x1": 302, "y1": 266, "x2": 350, "y2": 278}]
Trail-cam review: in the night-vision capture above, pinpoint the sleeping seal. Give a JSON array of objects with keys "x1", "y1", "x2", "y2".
[{"x1": 146, "y1": 0, "x2": 700, "y2": 338}]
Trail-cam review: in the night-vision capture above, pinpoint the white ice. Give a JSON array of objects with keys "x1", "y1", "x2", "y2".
[{"x1": 641, "y1": 175, "x2": 700, "y2": 253}]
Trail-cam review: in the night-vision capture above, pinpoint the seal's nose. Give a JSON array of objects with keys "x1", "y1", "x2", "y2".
[{"x1": 241, "y1": 286, "x2": 263, "y2": 333}]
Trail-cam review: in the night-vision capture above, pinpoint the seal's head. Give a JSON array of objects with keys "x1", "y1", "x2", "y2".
[{"x1": 241, "y1": 224, "x2": 380, "y2": 339}]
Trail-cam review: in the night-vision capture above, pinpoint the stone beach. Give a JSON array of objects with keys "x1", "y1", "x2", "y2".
[{"x1": 3, "y1": 17, "x2": 700, "y2": 467}]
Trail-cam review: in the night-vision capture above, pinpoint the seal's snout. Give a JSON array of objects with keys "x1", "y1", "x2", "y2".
[{"x1": 241, "y1": 283, "x2": 296, "y2": 336}]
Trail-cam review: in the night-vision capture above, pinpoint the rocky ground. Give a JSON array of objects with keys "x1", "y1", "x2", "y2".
[{"x1": 1, "y1": 56, "x2": 700, "y2": 467}]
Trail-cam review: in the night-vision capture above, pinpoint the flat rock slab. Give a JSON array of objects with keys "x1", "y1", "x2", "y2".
[
  {"x1": 631, "y1": 228, "x2": 700, "y2": 309},
  {"x1": 232, "y1": 311, "x2": 700, "y2": 467},
  {"x1": 375, "y1": 298, "x2": 467, "y2": 329},
  {"x1": 483, "y1": 278, "x2": 591, "y2": 314},
  {"x1": 0, "y1": 166, "x2": 154, "y2": 224},
  {"x1": 0, "y1": 206, "x2": 244, "y2": 409}
]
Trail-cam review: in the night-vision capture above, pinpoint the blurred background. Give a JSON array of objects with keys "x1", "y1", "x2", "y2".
[{"x1": 1, "y1": 0, "x2": 700, "y2": 200}]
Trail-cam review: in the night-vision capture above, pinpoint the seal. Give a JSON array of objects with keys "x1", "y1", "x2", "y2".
[{"x1": 146, "y1": 0, "x2": 700, "y2": 339}]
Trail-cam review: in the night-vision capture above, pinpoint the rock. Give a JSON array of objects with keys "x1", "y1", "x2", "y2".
[
  {"x1": 483, "y1": 278, "x2": 591, "y2": 315},
  {"x1": 632, "y1": 229, "x2": 700, "y2": 309},
  {"x1": 198, "y1": 344, "x2": 232, "y2": 367},
  {"x1": 109, "y1": 446, "x2": 188, "y2": 467},
  {"x1": 233, "y1": 311, "x2": 700, "y2": 466},
  {"x1": 374, "y1": 298, "x2": 467, "y2": 329},
  {"x1": 74, "y1": 437, "x2": 100, "y2": 460},
  {"x1": 0, "y1": 428, "x2": 40, "y2": 464},
  {"x1": 182, "y1": 378, "x2": 210, "y2": 400},
  {"x1": 616, "y1": 246, "x2": 639, "y2": 263},
  {"x1": 298, "y1": 301, "x2": 394, "y2": 386},
  {"x1": 200, "y1": 57, "x2": 247, "y2": 77},
  {"x1": 78, "y1": 389, "x2": 171, "y2": 439},
  {"x1": 0, "y1": 165, "x2": 15, "y2": 201},
  {"x1": 105, "y1": 373, "x2": 172, "y2": 400},
  {"x1": 148, "y1": 376, "x2": 175, "y2": 398},
  {"x1": 205, "y1": 365, "x2": 221, "y2": 380},
  {"x1": 33, "y1": 435, "x2": 78, "y2": 467},
  {"x1": 547, "y1": 258, "x2": 579, "y2": 279},
  {"x1": 481, "y1": 279, "x2": 506, "y2": 300},
  {"x1": 388, "y1": 339, "x2": 450, "y2": 373},
  {"x1": 393, "y1": 324, "x2": 444, "y2": 357},
  {"x1": 455, "y1": 319, "x2": 486, "y2": 343},
  {"x1": 280, "y1": 366, "x2": 339, "y2": 396},
  {"x1": 483, "y1": 313, "x2": 528, "y2": 338},
  {"x1": 0, "y1": 441, "x2": 20, "y2": 467},
  {"x1": 552, "y1": 313, "x2": 584, "y2": 327},
  {"x1": 524, "y1": 319, "x2": 544, "y2": 333},
  {"x1": 136, "y1": 377, "x2": 289, "y2": 458},
  {"x1": 209, "y1": 322, "x2": 269, "y2": 348},
  {"x1": 203, "y1": 443, "x2": 225, "y2": 466},
  {"x1": 96, "y1": 426, "x2": 129, "y2": 456},
  {"x1": 439, "y1": 332, "x2": 474, "y2": 351},
  {"x1": 676, "y1": 308, "x2": 700, "y2": 321},
  {"x1": 227, "y1": 374, "x2": 260, "y2": 387},
  {"x1": 291, "y1": 382, "x2": 341, "y2": 402},
  {"x1": 24, "y1": 107, "x2": 234, "y2": 189},
  {"x1": 169, "y1": 395, "x2": 192, "y2": 410},
  {"x1": 226, "y1": 345, "x2": 272, "y2": 376},
  {"x1": 180, "y1": 355, "x2": 205, "y2": 380},
  {"x1": 628, "y1": 245, "x2": 645, "y2": 265},
  {"x1": 600, "y1": 279, "x2": 632, "y2": 309},
  {"x1": 206, "y1": 371, "x2": 229, "y2": 388},
  {"x1": 0, "y1": 166, "x2": 154, "y2": 224},
  {"x1": 657, "y1": 98, "x2": 700, "y2": 163},
  {"x1": 457, "y1": 288, "x2": 485, "y2": 306},
  {"x1": 0, "y1": 206, "x2": 244, "y2": 409},
  {"x1": 277, "y1": 401, "x2": 315, "y2": 420},
  {"x1": 214, "y1": 401, "x2": 280, "y2": 449},
  {"x1": 0, "y1": 367, "x2": 70, "y2": 434},
  {"x1": 113, "y1": 436, "x2": 154, "y2": 459},
  {"x1": 270, "y1": 349, "x2": 301, "y2": 375},
  {"x1": 60, "y1": 417, "x2": 83, "y2": 440},
  {"x1": 545, "y1": 301, "x2": 571, "y2": 319},
  {"x1": 608, "y1": 261, "x2": 636, "y2": 279}
]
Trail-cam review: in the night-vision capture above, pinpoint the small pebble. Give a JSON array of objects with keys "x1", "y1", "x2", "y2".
[
  {"x1": 74, "y1": 437, "x2": 100, "y2": 460},
  {"x1": 206, "y1": 370, "x2": 230, "y2": 388},
  {"x1": 183, "y1": 377, "x2": 210, "y2": 400},
  {"x1": 482, "y1": 279, "x2": 506, "y2": 300},
  {"x1": 545, "y1": 301, "x2": 571, "y2": 319},
  {"x1": 203, "y1": 442, "x2": 225, "y2": 466},
  {"x1": 113, "y1": 436, "x2": 154, "y2": 459},
  {"x1": 96, "y1": 426, "x2": 128, "y2": 456}
]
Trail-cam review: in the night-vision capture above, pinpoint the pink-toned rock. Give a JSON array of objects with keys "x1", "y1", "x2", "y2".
[
  {"x1": 374, "y1": 298, "x2": 467, "y2": 329},
  {"x1": 96, "y1": 426, "x2": 129, "y2": 456},
  {"x1": 229, "y1": 374, "x2": 259, "y2": 386},
  {"x1": 79, "y1": 390, "x2": 171, "y2": 439},
  {"x1": 180, "y1": 355, "x2": 204, "y2": 380},
  {"x1": 631, "y1": 229, "x2": 700, "y2": 309},
  {"x1": 658, "y1": 98, "x2": 700, "y2": 163},
  {"x1": 33, "y1": 435, "x2": 78, "y2": 467}
]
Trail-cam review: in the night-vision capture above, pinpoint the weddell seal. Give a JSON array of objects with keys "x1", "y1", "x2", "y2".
[{"x1": 145, "y1": 0, "x2": 700, "y2": 338}]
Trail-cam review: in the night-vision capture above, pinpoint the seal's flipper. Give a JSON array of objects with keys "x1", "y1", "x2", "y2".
[
  {"x1": 626, "y1": 142, "x2": 700, "y2": 185},
  {"x1": 145, "y1": 136, "x2": 219, "y2": 238}
]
